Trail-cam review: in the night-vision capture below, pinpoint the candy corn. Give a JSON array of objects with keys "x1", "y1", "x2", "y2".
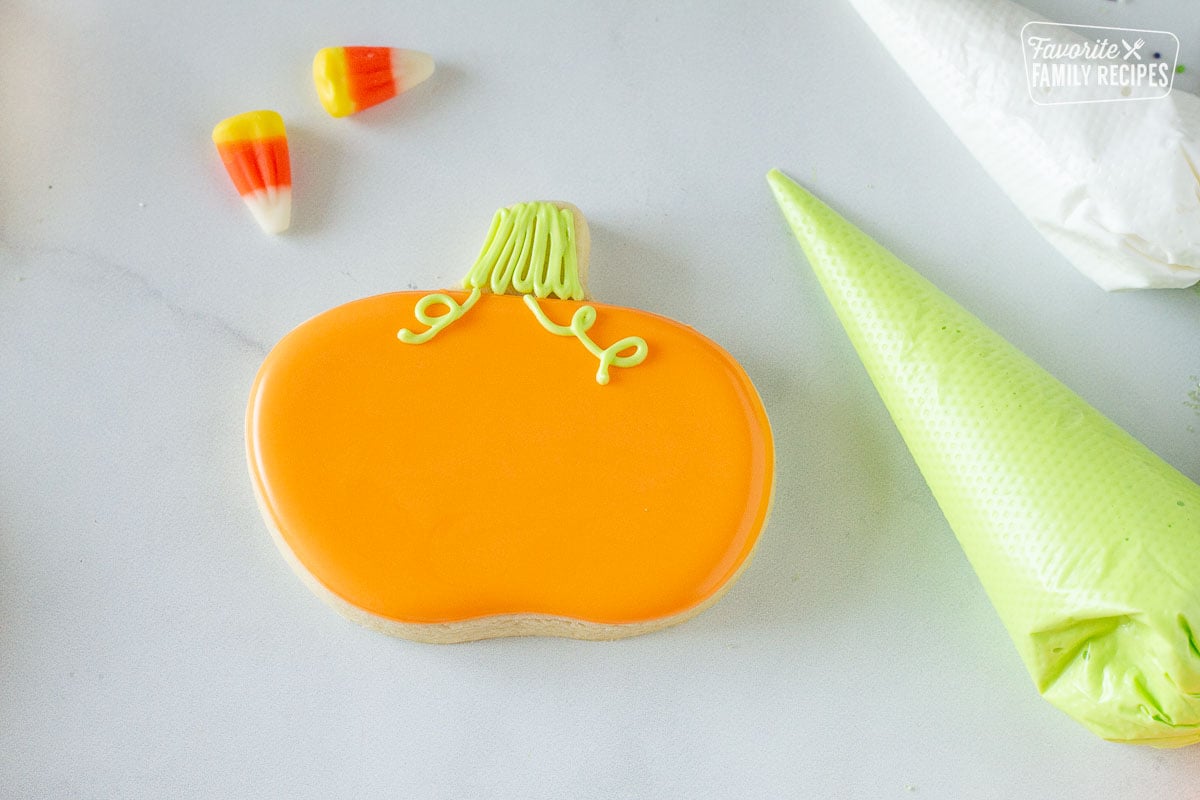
[
  {"x1": 313, "y1": 47, "x2": 435, "y2": 118},
  {"x1": 212, "y1": 110, "x2": 292, "y2": 234},
  {"x1": 769, "y1": 169, "x2": 1200, "y2": 747}
]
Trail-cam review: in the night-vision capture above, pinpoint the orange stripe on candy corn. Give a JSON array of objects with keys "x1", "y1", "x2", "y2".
[
  {"x1": 215, "y1": 137, "x2": 291, "y2": 196},
  {"x1": 343, "y1": 47, "x2": 397, "y2": 111}
]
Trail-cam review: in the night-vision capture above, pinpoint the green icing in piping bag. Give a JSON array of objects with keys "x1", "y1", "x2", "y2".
[{"x1": 768, "y1": 169, "x2": 1200, "y2": 747}]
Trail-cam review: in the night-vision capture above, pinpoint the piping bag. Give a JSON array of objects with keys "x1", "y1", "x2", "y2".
[
  {"x1": 846, "y1": 0, "x2": 1200, "y2": 290},
  {"x1": 769, "y1": 169, "x2": 1200, "y2": 746}
]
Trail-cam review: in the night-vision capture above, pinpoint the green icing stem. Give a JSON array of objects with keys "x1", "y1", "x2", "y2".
[
  {"x1": 397, "y1": 287, "x2": 481, "y2": 344},
  {"x1": 522, "y1": 295, "x2": 647, "y2": 385},
  {"x1": 463, "y1": 203, "x2": 584, "y2": 300}
]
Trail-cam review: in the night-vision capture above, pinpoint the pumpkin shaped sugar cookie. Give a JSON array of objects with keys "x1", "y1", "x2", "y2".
[{"x1": 246, "y1": 201, "x2": 775, "y2": 642}]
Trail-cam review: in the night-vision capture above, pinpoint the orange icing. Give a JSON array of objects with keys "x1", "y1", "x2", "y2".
[{"x1": 247, "y1": 291, "x2": 773, "y2": 626}]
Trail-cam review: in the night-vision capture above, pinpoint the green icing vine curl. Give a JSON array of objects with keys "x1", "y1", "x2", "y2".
[
  {"x1": 397, "y1": 287, "x2": 481, "y2": 344},
  {"x1": 522, "y1": 295, "x2": 647, "y2": 385}
]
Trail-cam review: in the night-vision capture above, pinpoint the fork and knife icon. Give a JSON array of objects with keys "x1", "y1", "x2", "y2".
[{"x1": 1121, "y1": 38, "x2": 1145, "y2": 60}]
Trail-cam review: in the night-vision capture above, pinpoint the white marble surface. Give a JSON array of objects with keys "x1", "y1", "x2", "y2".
[{"x1": 3, "y1": 1, "x2": 1200, "y2": 797}]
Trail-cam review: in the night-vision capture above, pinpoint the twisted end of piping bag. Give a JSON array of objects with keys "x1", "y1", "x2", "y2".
[{"x1": 767, "y1": 168, "x2": 1200, "y2": 747}]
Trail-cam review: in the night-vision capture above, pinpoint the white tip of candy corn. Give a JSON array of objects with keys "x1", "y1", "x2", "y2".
[
  {"x1": 392, "y1": 48, "x2": 435, "y2": 93},
  {"x1": 243, "y1": 187, "x2": 292, "y2": 234}
]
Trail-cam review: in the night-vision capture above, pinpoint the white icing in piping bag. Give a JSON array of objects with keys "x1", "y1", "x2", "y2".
[{"x1": 848, "y1": 0, "x2": 1200, "y2": 290}]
